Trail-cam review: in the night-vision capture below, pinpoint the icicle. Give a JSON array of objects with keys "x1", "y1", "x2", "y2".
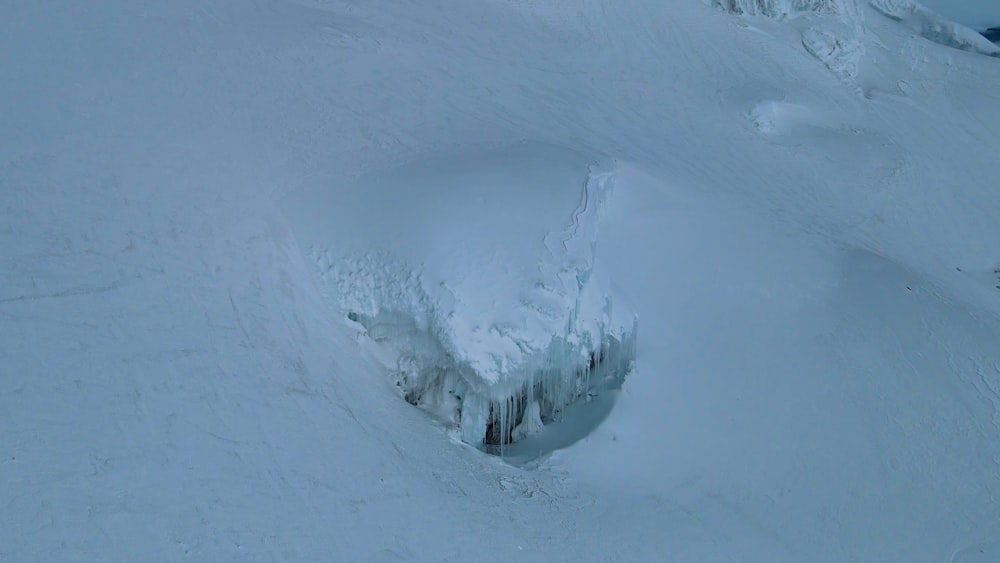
[{"x1": 501, "y1": 395, "x2": 508, "y2": 455}]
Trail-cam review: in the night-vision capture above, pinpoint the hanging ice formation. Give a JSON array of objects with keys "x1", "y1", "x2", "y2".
[{"x1": 318, "y1": 161, "x2": 637, "y2": 451}]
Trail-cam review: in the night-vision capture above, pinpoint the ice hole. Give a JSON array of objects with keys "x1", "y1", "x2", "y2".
[{"x1": 349, "y1": 308, "x2": 636, "y2": 461}]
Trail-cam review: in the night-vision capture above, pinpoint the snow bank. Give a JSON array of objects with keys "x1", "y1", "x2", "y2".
[
  {"x1": 869, "y1": 0, "x2": 1000, "y2": 56},
  {"x1": 306, "y1": 144, "x2": 636, "y2": 449}
]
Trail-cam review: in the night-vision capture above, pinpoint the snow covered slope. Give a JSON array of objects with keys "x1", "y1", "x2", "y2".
[
  {"x1": 3, "y1": 0, "x2": 1000, "y2": 561},
  {"x1": 869, "y1": 0, "x2": 1000, "y2": 57},
  {"x1": 919, "y1": 0, "x2": 1000, "y2": 32}
]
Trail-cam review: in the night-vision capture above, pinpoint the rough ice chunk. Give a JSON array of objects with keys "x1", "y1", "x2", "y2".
[{"x1": 802, "y1": 26, "x2": 863, "y2": 81}]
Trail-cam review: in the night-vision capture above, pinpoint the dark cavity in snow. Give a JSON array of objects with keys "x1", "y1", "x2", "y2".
[{"x1": 347, "y1": 309, "x2": 635, "y2": 462}]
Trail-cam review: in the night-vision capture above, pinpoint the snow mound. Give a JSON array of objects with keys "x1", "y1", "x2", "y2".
[
  {"x1": 309, "y1": 145, "x2": 636, "y2": 450},
  {"x1": 869, "y1": 0, "x2": 1000, "y2": 56}
]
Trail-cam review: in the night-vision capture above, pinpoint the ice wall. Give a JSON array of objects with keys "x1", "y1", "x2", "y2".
[{"x1": 309, "y1": 145, "x2": 636, "y2": 450}]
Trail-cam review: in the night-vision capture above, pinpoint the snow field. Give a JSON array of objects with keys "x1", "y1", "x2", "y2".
[{"x1": 3, "y1": 0, "x2": 1000, "y2": 560}]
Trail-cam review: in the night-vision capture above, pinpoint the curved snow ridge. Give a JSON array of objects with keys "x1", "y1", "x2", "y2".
[
  {"x1": 869, "y1": 0, "x2": 1000, "y2": 57},
  {"x1": 314, "y1": 155, "x2": 636, "y2": 449}
]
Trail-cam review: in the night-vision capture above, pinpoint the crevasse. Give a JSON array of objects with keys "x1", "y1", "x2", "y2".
[{"x1": 317, "y1": 161, "x2": 636, "y2": 452}]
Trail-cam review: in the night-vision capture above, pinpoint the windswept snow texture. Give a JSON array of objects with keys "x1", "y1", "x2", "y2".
[
  {"x1": 4, "y1": 0, "x2": 1000, "y2": 561},
  {"x1": 294, "y1": 144, "x2": 636, "y2": 450}
]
